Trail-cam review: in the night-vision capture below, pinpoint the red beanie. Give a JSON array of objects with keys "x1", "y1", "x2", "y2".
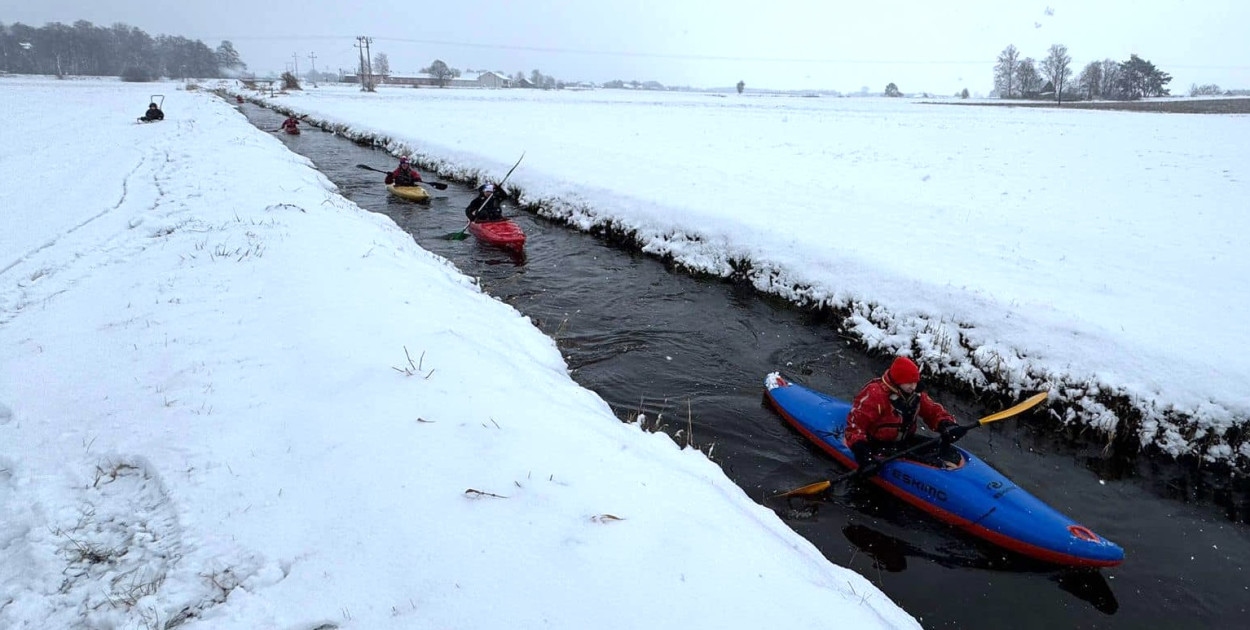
[{"x1": 887, "y1": 357, "x2": 920, "y2": 385}]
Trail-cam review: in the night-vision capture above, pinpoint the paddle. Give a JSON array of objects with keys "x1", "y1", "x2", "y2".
[
  {"x1": 774, "y1": 391, "x2": 1049, "y2": 499},
  {"x1": 355, "y1": 163, "x2": 449, "y2": 189},
  {"x1": 445, "y1": 151, "x2": 525, "y2": 240}
]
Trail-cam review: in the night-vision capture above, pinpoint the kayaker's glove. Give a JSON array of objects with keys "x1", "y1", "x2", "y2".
[
  {"x1": 850, "y1": 441, "x2": 874, "y2": 470},
  {"x1": 939, "y1": 421, "x2": 969, "y2": 444}
]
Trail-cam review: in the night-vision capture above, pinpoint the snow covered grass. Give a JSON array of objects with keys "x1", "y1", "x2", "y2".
[
  {"x1": 233, "y1": 81, "x2": 1250, "y2": 473},
  {"x1": 0, "y1": 77, "x2": 917, "y2": 629}
]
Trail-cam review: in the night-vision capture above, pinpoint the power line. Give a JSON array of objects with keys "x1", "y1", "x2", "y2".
[
  {"x1": 204, "y1": 34, "x2": 1250, "y2": 70},
  {"x1": 202, "y1": 34, "x2": 990, "y2": 65},
  {"x1": 374, "y1": 36, "x2": 997, "y2": 65}
]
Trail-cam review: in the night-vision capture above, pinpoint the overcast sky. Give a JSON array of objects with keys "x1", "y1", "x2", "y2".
[{"x1": 3, "y1": 0, "x2": 1248, "y2": 92}]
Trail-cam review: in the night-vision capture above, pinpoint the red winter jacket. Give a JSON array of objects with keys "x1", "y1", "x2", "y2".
[
  {"x1": 844, "y1": 376, "x2": 955, "y2": 448},
  {"x1": 281, "y1": 118, "x2": 299, "y2": 130},
  {"x1": 385, "y1": 166, "x2": 423, "y2": 186}
]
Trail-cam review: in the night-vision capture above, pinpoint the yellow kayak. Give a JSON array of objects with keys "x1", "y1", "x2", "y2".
[{"x1": 387, "y1": 184, "x2": 430, "y2": 202}]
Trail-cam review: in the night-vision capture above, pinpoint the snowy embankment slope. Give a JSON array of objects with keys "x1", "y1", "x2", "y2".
[
  {"x1": 0, "y1": 78, "x2": 916, "y2": 629},
  {"x1": 243, "y1": 83, "x2": 1250, "y2": 471}
]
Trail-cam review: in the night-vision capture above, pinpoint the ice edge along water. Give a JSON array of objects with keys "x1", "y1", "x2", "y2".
[{"x1": 240, "y1": 87, "x2": 1250, "y2": 476}]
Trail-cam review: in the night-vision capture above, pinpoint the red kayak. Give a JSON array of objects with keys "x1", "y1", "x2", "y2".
[
  {"x1": 469, "y1": 219, "x2": 525, "y2": 249},
  {"x1": 284, "y1": 126, "x2": 301, "y2": 135}
]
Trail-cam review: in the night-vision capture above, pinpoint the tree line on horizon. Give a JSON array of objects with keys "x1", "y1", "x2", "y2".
[
  {"x1": 361, "y1": 50, "x2": 683, "y2": 92},
  {"x1": 993, "y1": 44, "x2": 1175, "y2": 103},
  {"x1": 352, "y1": 53, "x2": 570, "y2": 90},
  {"x1": 0, "y1": 21, "x2": 247, "y2": 81}
]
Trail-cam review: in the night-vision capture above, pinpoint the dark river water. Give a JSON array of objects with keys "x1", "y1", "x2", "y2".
[{"x1": 239, "y1": 102, "x2": 1249, "y2": 629}]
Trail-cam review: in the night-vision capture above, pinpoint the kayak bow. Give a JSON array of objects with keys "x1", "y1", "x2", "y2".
[{"x1": 468, "y1": 219, "x2": 526, "y2": 249}]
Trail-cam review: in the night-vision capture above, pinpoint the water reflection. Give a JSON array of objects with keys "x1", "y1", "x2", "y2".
[{"x1": 842, "y1": 523, "x2": 1119, "y2": 615}]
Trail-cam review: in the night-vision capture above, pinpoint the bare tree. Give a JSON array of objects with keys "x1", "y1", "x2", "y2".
[
  {"x1": 1076, "y1": 61, "x2": 1102, "y2": 100},
  {"x1": 1190, "y1": 83, "x2": 1223, "y2": 96},
  {"x1": 373, "y1": 52, "x2": 390, "y2": 80},
  {"x1": 1099, "y1": 59, "x2": 1121, "y2": 99},
  {"x1": 994, "y1": 44, "x2": 1020, "y2": 98},
  {"x1": 1040, "y1": 44, "x2": 1072, "y2": 103},
  {"x1": 1016, "y1": 57, "x2": 1043, "y2": 97}
]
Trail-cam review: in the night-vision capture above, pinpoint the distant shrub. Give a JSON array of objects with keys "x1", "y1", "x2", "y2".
[
  {"x1": 121, "y1": 66, "x2": 154, "y2": 82},
  {"x1": 1189, "y1": 83, "x2": 1223, "y2": 97},
  {"x1": 281, "y1": 71, "x2": 301, "y2": 91}
]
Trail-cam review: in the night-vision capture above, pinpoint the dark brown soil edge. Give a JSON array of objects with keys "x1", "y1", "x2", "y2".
[
  {"x1": 226, "y1": 90, "x2": 1250, "y2": 484},
  {"x1": 927, "y1": 97, "x2": 1250, "y2": 114}
]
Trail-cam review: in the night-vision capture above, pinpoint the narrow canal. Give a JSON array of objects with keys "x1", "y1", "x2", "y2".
[{"x1": 240, "y1": 102, "x2": 1248, "y2": 629}]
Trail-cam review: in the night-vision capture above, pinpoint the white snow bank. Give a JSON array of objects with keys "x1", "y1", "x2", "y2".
[
  {"x1": 0, "y1": 77, "x2": 916, "y2": 629},
  {"x1": 240, "y1": 82, "x2": 1250, "y2": 471}
]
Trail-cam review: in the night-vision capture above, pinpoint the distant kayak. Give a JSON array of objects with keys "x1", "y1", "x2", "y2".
[
  {"x1": 763, "y1": 372, "x2": 1124, "y2": 568},
  {"x1": 469, "y1": 219, "x2": 526, "y2": 249},
  {"x1": 386, "y1": 184, "x2": 430, "y2": 202}
]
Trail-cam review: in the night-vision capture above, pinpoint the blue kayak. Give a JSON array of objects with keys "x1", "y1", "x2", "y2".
[{"x1": 764, "y1": 372, "x2": 1124, "y2": 567}]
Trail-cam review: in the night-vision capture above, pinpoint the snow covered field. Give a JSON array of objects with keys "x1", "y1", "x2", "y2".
[
  {"x1": 0, "y1": 77, "x2": 917, "y2": 629},
  {"x1": 242, "y1": 82, "x2": 1250, "y2": 470}
]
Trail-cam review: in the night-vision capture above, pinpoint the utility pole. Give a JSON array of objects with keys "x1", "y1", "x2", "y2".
[
  {"x1": 354, "y1": 36, "x2": 375, "y2": 91},
  {"x1": 355, "y1": 38, "x2": 365, "y2": 88},
  {"x1": 363, "y1": 37, "x2": 374, "y2": 90},
  {"x1": 291, "y1": 53, "x2": 299, "y2": 77},
  {"x1": 307, "y1": 52, "x2": 317, "y2": 75}
]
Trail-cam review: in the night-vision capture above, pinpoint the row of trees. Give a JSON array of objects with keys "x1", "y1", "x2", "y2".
[
  {"x1": 359, "y1": 51, "x2": 675, "y2": 92},
  {"x1": 1187, "y1": 83, "x2": 1248, "y2": 97},
  {"x1": 0, "y1": 21, "x2": 246, "y2": 80},
  {"x1": 362, "y1": 54, "x2": 566, "y2": 90},
  {"x1": 994, "y1": 44, "x2": 1172, "y2": 102},
  {"x1": 602, "y1": 79, "x2": 666, "y2": 90},
  {"x1": 424, "y1": 62, "x2": 564, "y2": 89}
]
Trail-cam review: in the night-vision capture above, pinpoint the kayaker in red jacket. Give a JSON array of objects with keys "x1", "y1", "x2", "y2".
[
  {"x1": 280, "y1": 116, "x2": 300, "y2": 133},
  {"x1": 465, "y1": 183, "x2": 505, "y2": 222},
  {"x1": 845, "y1": 356, "x2": 967, "y2": 470},
  {"x1": 385, "y1": 156, "x2": 424, "y2": 187}
]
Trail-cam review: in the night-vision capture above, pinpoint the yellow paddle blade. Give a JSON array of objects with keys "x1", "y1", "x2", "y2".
[
  {"x1": 774, "y1": 480, "x2": 832, "y2": 498},
  {"x1": 976, "y1": 391, "x2": 1050, "y2": 425}
]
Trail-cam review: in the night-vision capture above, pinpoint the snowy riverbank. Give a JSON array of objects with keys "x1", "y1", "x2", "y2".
[
  {"x1": 239, "y1": 81, "x2": 1250, "y2": 472},
  {"x1": 0, "y1": 77, "x2": 917, "y2": 629}
]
